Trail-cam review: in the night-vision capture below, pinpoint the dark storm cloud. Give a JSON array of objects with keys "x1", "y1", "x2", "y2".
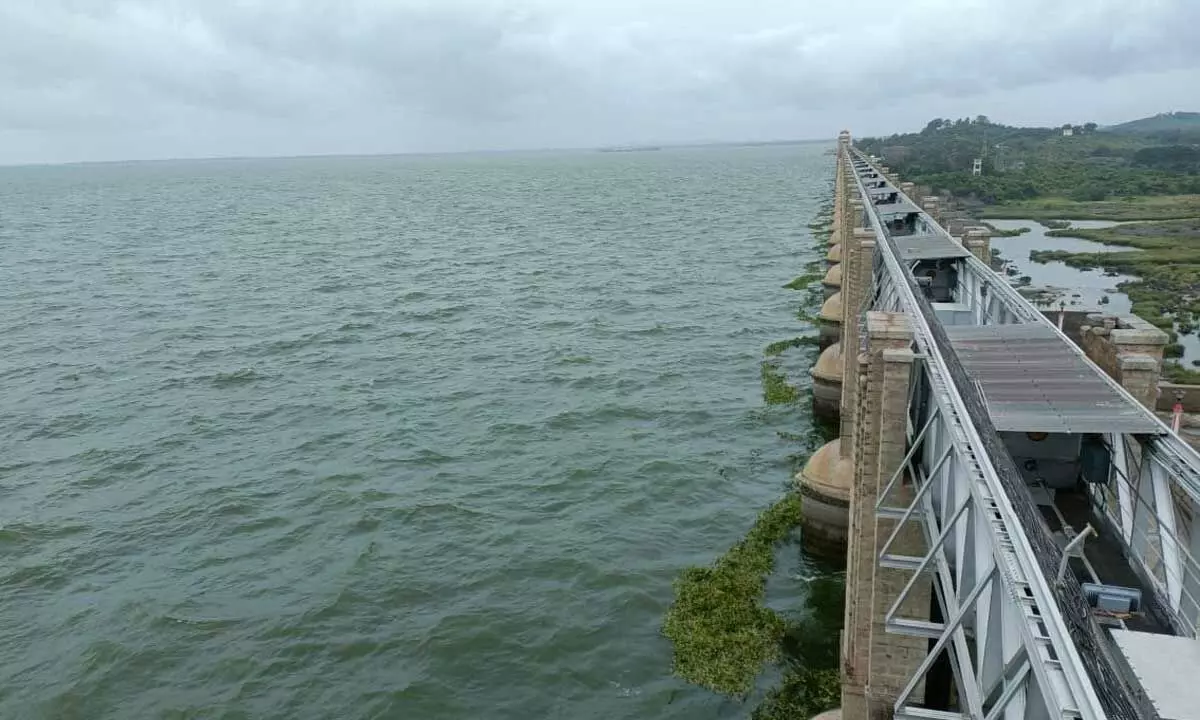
[{"x1": 1, "y1": 0, "x2": 1199, "y2": 163}]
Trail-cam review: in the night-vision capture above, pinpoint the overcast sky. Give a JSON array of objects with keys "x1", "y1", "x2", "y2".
[{"x1": 2, "y1": 0, "x2": 1199, "y2": 164}]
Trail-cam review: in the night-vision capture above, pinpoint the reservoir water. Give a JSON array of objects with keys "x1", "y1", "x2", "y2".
[{"x1": 0, "y1": 145, "x2": 832, "y2": 719}]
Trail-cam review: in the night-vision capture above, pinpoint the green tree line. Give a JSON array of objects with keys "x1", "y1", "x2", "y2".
[{"x1": 856, "y1": 117, "x2": 1200, "y2": 204}]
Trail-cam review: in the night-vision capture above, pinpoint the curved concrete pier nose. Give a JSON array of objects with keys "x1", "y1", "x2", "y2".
[
  {"x1": 796, "y1": 439, "x2": 852, "y2": 547},
  {"x1": 811, "y1": 342, "x2": 843, "y2": 422},
  {"x1": 821, "y1": 263, "x2": 842, "y2": 300},
  {"x1": 818, "y1": 291, "x2": 843, "y2": 351}
]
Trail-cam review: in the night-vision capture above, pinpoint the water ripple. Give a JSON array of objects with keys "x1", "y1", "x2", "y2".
[{"x1": 0, "y1": 144, "x2": 830, "y2": 720}]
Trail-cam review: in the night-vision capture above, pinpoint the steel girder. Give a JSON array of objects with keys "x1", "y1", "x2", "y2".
[
  {"x1": 876, "y1": 363, "x2": 1079, "y2": 720},
  {"x1": 847, "y1": 154, "x2": 1107, "y2": 720}
]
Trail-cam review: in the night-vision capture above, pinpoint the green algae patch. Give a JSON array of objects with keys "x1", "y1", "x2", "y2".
[
  {"x1": 752, "y1": 568, "x2": 847, "y2": 718},
  {"x1": 752, "y1": 667, "x2": 841, "y2": 720},
  {"x1": 765, "y1": 336, "x2": 817, "y2": 357},
  {"x1": 761, "y1": 361, "x2": 798, "y2": 404},
  {"x1": 784, "y1": 273, "x2": 823, "y2": 291},
  {"x1": 662, "y1": 493, "x2": 805, "y2": 696}
]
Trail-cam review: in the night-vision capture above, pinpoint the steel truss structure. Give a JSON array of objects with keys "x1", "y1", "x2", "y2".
[{"x1": 845, "y1": 152, "x2": 1200, "y2": 720}]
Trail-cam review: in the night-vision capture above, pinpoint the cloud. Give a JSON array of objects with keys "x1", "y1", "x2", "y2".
[{"x1": 1, "y1": 0, "x2": 1199, "y2": 163}]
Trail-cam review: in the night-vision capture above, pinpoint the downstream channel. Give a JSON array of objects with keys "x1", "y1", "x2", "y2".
[{"x1": 986, "y1": 219, "x2": 1200, "y2": 367}]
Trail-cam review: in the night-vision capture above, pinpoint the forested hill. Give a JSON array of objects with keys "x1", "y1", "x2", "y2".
[
  {"x1": 856, "y1": 115, "x2": 1200, "y2": 204},
  {"x1": 1107, "y1": 112, "x2": 1200, "y2": 138}
]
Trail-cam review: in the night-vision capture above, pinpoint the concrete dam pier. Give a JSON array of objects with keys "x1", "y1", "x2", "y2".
[{"x1": 796, "y1": 132, "x2": 1200, "y2": 720}]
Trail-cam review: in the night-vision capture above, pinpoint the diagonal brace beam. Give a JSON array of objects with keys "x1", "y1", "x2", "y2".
[
  {"x1": 878, "y1": 405, "x2": 942, "y2": 514},
  {"x1": 878, "y1": 443, "x2": 954, "y2": 562},
  {"x1": 884, "y1": 494, "x2": 973, "y2": 625},
  {"x1": 895, "y1": 564, "x2": 999, "y2": 712}
]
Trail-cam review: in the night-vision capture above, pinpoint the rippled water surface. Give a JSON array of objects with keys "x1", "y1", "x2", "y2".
[{"x1": 0, "y1": 145, "x2": 831, "y2": 719}]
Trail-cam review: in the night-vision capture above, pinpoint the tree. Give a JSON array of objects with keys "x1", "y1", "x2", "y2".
[
  {"x1": 1083, "y1": 122, "x2": 1098, "y2": 133},
  {"x1": 1068, "y1": 183, "x2": 1109, "y2": 202},
  {"x1": 974, "y1": 115, "x2": 991, "y2": 125}
]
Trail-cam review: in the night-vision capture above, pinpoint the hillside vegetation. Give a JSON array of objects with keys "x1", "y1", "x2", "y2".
[
  {"x1": 1107, "y1": 111, "x2": 1200, "y2": 138},
  {"x1": 856, "y1": 115, "x2": 1200, "y2": 209}
]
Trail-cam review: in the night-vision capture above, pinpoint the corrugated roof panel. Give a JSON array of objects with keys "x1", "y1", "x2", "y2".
[
  {"x1": 893, "y1": 234, "x2": 971, "y2": 261},
  {"x1": 944, "y1": 323, "x2": 1163, "y2": 434}
]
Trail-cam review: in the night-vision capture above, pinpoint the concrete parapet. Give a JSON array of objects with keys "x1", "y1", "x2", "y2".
[
  {"x1": 964, "y1": 228, "x2": 991, "y2": 264},
  {"x1": 863, "y1": 310, "x2": 911, "y2": 341},
  {"x1": 1082, "y1": 313, "x2": 1168, "y2": 359},
  {"x1": 920, "y1": 196, "x2": 941, "y2": 222},
  {"x1": 1044, "y1": 308, "x2": 1093, "y2": 344},
  {"x1": 838, "y1": 229, "x2": 877, "y2": 449},
  {"x1": 1120, "y1": 355, "x2": 1162, "y2": 410},
  {"x1": 1080, "y1": 313, "x2": 1168, "y2": 409}
]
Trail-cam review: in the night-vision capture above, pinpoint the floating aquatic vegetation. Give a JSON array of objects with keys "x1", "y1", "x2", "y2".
[
  {"x1": 662, "y1": 190, "x2": 842, "y2": 705},
  {"x1": 761, "y1": 361, "x2": 799, "y2": 404},
  {"x1": 784, "y1": 273, "x2": 824, "y2": 291},
  {"x1": 752, "y1": 667, "x2": 841, "y2": 720},
  {"x1": 765, "y1": 336, "x2": 818, "y2": 357},
  {"x1": 662, "y1": 493, "x2": 805, "y2": 696},
  {"x1": 980, "y1": 221, "x2": 1030, "y2": 237}
]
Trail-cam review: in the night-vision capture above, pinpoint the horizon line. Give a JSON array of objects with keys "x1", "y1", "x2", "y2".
[{"x1": 0, "y1": 136, "x2": 834, "y2": 170}]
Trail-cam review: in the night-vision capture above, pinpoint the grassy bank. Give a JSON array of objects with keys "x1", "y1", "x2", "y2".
[
  {"x1": 979, "y1": 194, "x2": 1200, "y2": 221},
  {"x1": 980, "y1": 221, "x2": 1030, "y2": 237}
]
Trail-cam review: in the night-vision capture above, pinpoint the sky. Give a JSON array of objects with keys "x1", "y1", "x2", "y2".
[{"x1": 2, "y1": 0, "x2": 1200, "y2": 164}]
